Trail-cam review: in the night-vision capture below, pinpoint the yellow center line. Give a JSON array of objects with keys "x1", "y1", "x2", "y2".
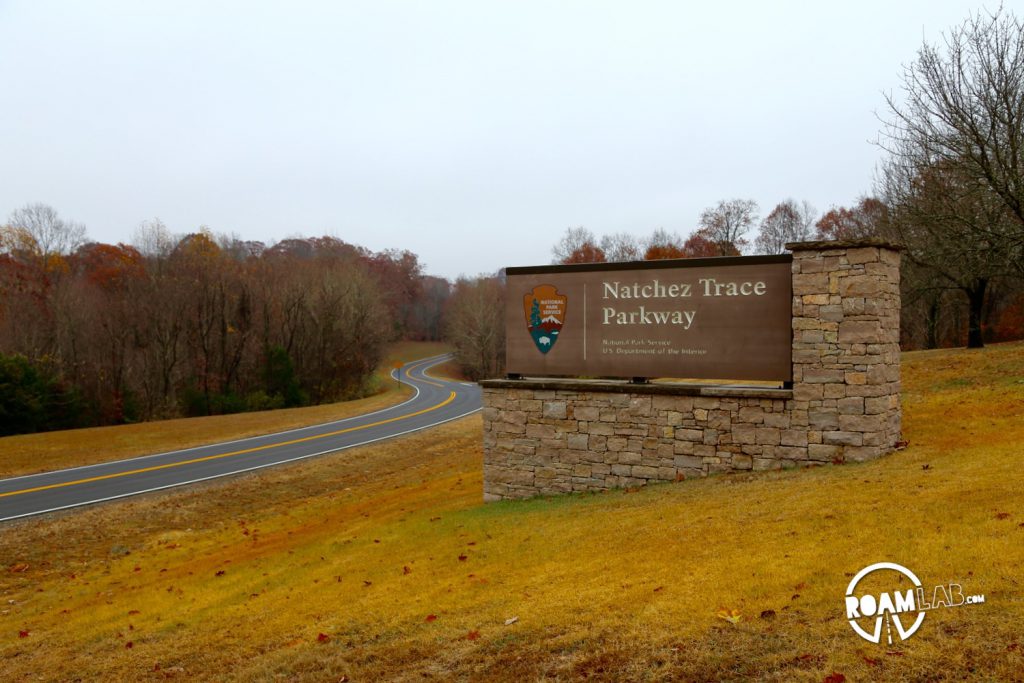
[
  {"x1": 417, "y1": 372, "x2": 445, "y2": 388},
  {"x1": 0, "y1": 389, "x2": 457, "y2": 499},
  {"x1": 401, "y1": 356, "x2": 446, "y2": 387}
]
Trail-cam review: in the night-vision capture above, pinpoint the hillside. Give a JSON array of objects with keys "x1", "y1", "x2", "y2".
[{"x1": 1, "y1": 342, "x2": 1022, "y2": 681}]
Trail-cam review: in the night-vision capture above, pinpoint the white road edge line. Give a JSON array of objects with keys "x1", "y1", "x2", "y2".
[
  {"x1": 0, "y1": 406, "x2": 482, "y2": 523},
  {"x1": 0, "y1": 354, "x2": 453, "y2": 485}
]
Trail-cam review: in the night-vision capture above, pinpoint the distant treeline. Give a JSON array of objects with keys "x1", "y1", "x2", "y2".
[{"x1": 0, "y1": 209, "x2": 452, "y2": 435}]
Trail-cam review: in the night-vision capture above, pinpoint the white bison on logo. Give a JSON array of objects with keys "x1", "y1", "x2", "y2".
[{"x1": 538, "y1": 336, "x2": 551, "y2": 346}]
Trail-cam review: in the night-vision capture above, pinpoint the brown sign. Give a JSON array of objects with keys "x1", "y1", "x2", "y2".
[{"x1": 505, "y1": 255, "x2": 792, "y2": 382}]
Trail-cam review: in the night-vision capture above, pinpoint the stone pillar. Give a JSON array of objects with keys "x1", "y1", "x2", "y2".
[{"x1": 787, "y1": 239, "x2": 902, "y2": 462}]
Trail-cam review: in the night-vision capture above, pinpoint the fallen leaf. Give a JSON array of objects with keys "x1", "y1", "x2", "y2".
[
  {"x1": 466, "y1": 630, "x2": 480, "y2": 641},
  {"x1": 822, "y1": 674, "x2": 845, "y2": 683},
  {"x1": 403, "y1": 566, "x2": 411, "y2": 575},
  {"x1": 128, "y1": 610, "x2": 141, "y2": 616},
  {"x1": 125, "y1": 641, "x2": 134, "y2": 649},
  {"x1": 504, "y1": 616, "x2": 518, "y2": 626},
  {"x1": 861, "y1": 654, "x2": 881, "y2": 667},
  {"x1": 363, "y1": 580, "x2": 372, "y2": 587},
  {"x1": 18, "y1": 630, "x2": 29, "y2": 638},
  {"x1": 317, "y1": 633, "x2": 330, "y2": 643},
  {"x1": 794, "y1": 653, "x2": 823, "y2": 666},
  {"x1": 921, "y1": 463, "x2": 931, "y2": 470},
  {"x1": 425, "y1": 614, "x2": 438, "y2": 623},
  {"x1": 996, "y1": 512, "x2": 1011, "y2": 520},
  {"x1": 458, "y1": 554, "x2": 468, "y2": 562},
  {"x1": 9, "y1": 563, "x2": 29, "y2": 573},
  {"x1": 653, "y1": 586, "x2": 665, "y2": 593},
  {"x1": 215, "y1": 570, "x2": 226, "y2": 577},
  {"x1": 716, "y1": 608, "x2": 742, "y2": 624},
  {"x1": 759, "y1": 610, "x2": 776, "y2": 620}
]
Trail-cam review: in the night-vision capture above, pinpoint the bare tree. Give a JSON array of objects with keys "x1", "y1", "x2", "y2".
[
  {"x1": 755, "y1": 199, "x2": 816, "y2": 254},
  {"x1": 879, "y1": 6, "x2": 1024, "y2": 267},
  {"x1": 880, "y1": 156, "x2": 1019, "y2": 348},
  {"x1": 698, "y1": 199, "x2": 758, "y2": 254},
  {"x1": 7, "y1": 203, "x2": 87, "y2": 264},
  {"x1": 445, "y1": 275, "x2": 506, "y2": 380},
  {"x1": 599, "y1": 232, "x2": 643, "y2": 262},
  {"x1": 132, "y1": 218, "x2": 176, "y2": 259},
  {"x1": 552, "y1": 226, "x2": 603, "y2": 264}
]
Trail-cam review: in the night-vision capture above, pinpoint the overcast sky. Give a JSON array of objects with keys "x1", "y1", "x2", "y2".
[{"x1": 0, "y1": 1, "x2": 986, "y2": 279}]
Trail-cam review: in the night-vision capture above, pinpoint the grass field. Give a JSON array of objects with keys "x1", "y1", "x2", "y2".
[
  {"x1": 0, "y1": 341, "x2": 452, "y2": 479},
  {"x1": 1, "y1": 342, "x2": 1023, "y2": 681}
]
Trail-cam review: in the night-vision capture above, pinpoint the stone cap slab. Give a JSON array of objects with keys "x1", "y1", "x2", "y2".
[
  {"x1": 786, "y1": 238, "x2": 905, "y2": 252},
  {"x1": 480, "y1": 377, "x2": 793, "y2": 399}
]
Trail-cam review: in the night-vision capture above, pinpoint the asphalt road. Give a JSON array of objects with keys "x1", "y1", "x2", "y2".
[{"x1": 0, "y1": 355, "x2": 481, "y2": 523}]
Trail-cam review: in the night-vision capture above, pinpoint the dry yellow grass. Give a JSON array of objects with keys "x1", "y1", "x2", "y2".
[
  {"x1": 0, "y1": 341, "x2": 452, "y2": 478},
  {"x1": 1, "y1": 342, "x2": 1023, "y2": 681}
]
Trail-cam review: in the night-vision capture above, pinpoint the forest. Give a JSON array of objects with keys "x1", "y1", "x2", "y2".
[{"x1": 0, "y1": 212, "x2": 448, "y2": 435}]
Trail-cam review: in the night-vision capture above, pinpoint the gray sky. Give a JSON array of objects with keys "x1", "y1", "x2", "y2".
[{"x1": 0, "y1": 1, "x2": 985, "y2": 279}]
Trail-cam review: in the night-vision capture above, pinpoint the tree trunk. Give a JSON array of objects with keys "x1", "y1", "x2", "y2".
[
  {"x1": 926, "y1": 296, "x2": 940, "y2": 349},
  {"x1": 966, "y1": 279, "x2": 988, "y2": 349}
]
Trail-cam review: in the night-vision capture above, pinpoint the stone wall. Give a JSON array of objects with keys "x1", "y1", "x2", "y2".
[{"x1": 481, "y1": 240, "x2": 902, "y2": 501}]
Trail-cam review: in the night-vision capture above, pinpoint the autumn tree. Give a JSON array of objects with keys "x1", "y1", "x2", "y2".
[
  {"x1": 300, "y1": 261, "x2": 389, "y2": 402},
  {"x1": 697, "y1": 199, "x2": 758, "y2": 254},
  {"x1": 755, "y1": 200, "x2": 816, "y2": 254},
  {"x1": 365, "y1": 248, "x2": 423, "y2": 338},
  {"x1": 407, "y1": 275, "x2": 450, "y2": 341},
  {"x1": 643, "y1": 228, "x2": 687, "y2": 260},
  {"x1": 70, "y1": 243, "x2": 147, "y2": 421},
  {"x1": 681, "y1": 231, "x2": 722, "y2": 257},
  {"x1": 814, "y1": 197, "x2": 887, "y2": 241}
]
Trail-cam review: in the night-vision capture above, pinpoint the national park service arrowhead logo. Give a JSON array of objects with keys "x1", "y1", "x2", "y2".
[{"x1": 523, "y1": 285, "x2": 567, "y2": 354}]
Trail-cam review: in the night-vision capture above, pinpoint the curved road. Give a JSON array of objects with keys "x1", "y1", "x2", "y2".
[{"x1": 0, "y1": 355, "x2": 481, "y2": 523}]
